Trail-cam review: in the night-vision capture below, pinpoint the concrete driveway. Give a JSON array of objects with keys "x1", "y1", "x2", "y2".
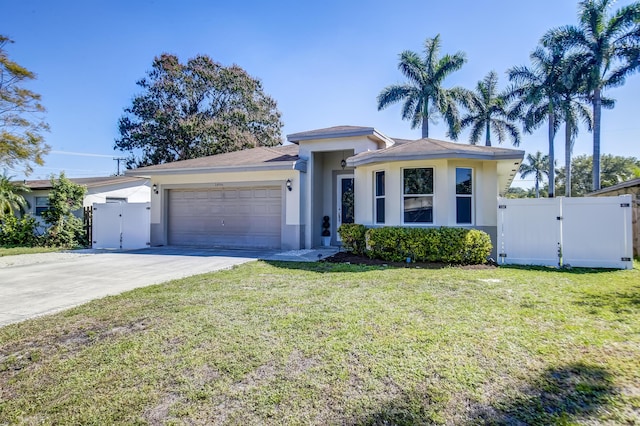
[{"x1": 0, "y1": 247, "x2": 271, "y2": 327}]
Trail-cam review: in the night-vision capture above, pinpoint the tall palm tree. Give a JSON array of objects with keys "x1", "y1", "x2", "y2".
[
  {"x1": 508, "y1": 45, "x2": 565, "y2": 198},
  {"x1": 377, "y1": 35, "x2": 468, "y2": 139},
  {"x1": 554, "y1": 52, "x2": 594, "y2": 197},
  {"x1": 519, "y1": 151, "x2": 550, "y2": 198},
  {"x1": 545, "y1": 0, "x2": 640, "y2": 191},
  {"x1": 0, "y1": 173, "x2": 30, "y2": 219},
  {"x1": 460, "y1": 71, "x2": 521, "y2": 147}
]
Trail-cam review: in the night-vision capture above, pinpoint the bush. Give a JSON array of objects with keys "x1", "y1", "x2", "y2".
[
  {"x1": 364, "y1": 226, "x2": 492, "y2": 265},
  {"x1": 0, "y1": 214, "x2": 41, "y2": 247},
  {"x1": 337, "y1": 223, "x2": 367, "y2": 255}
]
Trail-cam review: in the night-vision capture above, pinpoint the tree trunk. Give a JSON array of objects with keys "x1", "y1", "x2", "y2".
[
  {"x1": 592, "y1": 87, "x2": 602, "y2": 191},
  {"x1": 421, "y1": 102, "x2": 429, "y2": 138},
  {"x1": 548, "y1": 111, "x2": 555, "y2": 198},
  {"x1": 565, "y1": 120, "x2": 572, "y2": 197},
  {"x1": 535, "y1": 177, "x2": 540, "y2": 198},
  {"x1": 485, "y1": 120, "x2": 491, "y2": 146}
]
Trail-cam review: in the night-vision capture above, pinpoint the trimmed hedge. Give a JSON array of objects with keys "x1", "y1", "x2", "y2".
[
  {"x1": 337, "y1": 223, "x2": 367, "y2": 255},
  {"x1": 338, "y1": 224, "x2": 492, "y2": 265}
]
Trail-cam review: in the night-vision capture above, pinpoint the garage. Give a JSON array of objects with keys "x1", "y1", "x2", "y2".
[{"x1": 168, "y1": 186, "x2": 282, "y2": 248}]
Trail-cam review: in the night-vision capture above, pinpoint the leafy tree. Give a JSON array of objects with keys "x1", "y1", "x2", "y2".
[
  {"x1": 556, "y1": 154, "x2": 640, "y2": 196},
  {"x1": 115, "y1": 54, "x2": 283, "y2": 167},
  {"x1": 460, "y1": 71, "x2": 520, "y2": 146},
  {"x1": 0, "y1": 35, "x2": 50, "y2": 174},
  {"x1": 377, "y1": 35, "x2": 468, "y2": 139},
  {"x1": 41, "y1": 172, "x2": 87, "y2": 247},
  {"x1": 519, "y1": 151, "x2": 550, "y2": 198},
  {"x1": 509, "y1": 45, "x2": 565, "y2": 197},
  {"x1": 546, "y1": 0, "x2": 640, "y2": 191},
  {"x1": 0, "y1": 173, "x2": 29, "y2": 219}
]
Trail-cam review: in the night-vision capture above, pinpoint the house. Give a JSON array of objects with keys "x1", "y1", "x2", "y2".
[
  {"x1": 589, "y1": 177, "x2": 640, "y2": 257},
  {"x1": 20, "y1": 176, "x2": 151, "y2": 220},
  {"x1": 126, "y1": 126, "x2": 524, "y2": 253}
]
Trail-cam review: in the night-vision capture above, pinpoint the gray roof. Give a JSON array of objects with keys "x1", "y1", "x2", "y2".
[
  {"x1": 287, "y1": 126, "x2": 392, "y2": 144},
  {"x1": 588, "y1": 177, "x2": 640, "y2": 196},
  {"x1": 348, "y1": 137, "x2": 524, "y2": 166},
  {"x1": 126, "y1": 144, "x2": 300, "y2": 175},
  {"x1": 21, "y1": 176, "x2": 147, "y2": 190}
]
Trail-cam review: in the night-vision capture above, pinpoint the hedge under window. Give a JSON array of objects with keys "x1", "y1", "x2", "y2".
[{"x1": 403, "y1": 168, "x2": 433, "y2": 223}]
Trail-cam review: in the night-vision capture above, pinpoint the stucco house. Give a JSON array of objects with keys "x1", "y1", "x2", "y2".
[
  {"x1": 126, "y1": 126, "x2": 524, "y2": 252},
  {"x1": 20, "y1": 176, "x2": 150, "y2": 220}
]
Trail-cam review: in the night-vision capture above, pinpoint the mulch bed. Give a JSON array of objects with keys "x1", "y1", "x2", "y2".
[{"x1": 322, "y1": 251, "x2": 496, "y2": 270}]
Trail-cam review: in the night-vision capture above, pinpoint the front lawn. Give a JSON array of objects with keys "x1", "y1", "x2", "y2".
[
  {"x1": 1, "y1": 261, "x2": 638, "y2": 424},
  {"x1": 0, "y1": 246, "x2": 61, "y2": 257}
]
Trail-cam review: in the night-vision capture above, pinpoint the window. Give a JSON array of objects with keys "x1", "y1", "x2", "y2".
[
  {"x1": 35, "y1": 196, "x2": 50, "y2": 216},
  {"x1": 456, "y1": 167, "x2": 473, "y2": 224},
  {"x1": 403, "y1": 168, "x2": 433, "y2": 223},
  {"x1": 374, "y1": 171, "x2": 385, "y2": 224}
]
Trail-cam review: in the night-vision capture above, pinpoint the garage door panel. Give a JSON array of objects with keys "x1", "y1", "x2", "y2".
[{"x1": 168, "y1": 187, "x2": 282, "y2": 249}]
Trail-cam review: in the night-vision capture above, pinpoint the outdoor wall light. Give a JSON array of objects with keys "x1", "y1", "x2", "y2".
[
  {"x1": 152, "y1": 184, "x2": 158, "y2": 194},
  {"x1": 341, "y1": 159, "x2": 347, "y2": 169},
  {"x1": 286, "y1": 179, "x2": 292, "y2": 192}
]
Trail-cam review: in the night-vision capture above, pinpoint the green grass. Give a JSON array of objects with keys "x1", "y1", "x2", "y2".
[
  {"x1": 1, "y1": 261, "x2": 639, "y2": 424},
  {"x1": 0, "y1": 246, "x2": 61, "y2": 257}
]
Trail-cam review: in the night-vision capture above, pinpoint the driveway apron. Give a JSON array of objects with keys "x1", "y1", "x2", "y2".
[{"x1": 0, "y1": 248, "x2": 263, "y2": 327}]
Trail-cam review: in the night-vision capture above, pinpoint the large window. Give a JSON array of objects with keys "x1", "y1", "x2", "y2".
[
  {"x1": 374, "y1": 171, "x2": 385, "y2": 224},
  {"x1": 403, "y1": 168, "x2": 433, "y2": 223},
  {"x1": 456, "y1": 167, "x2": 473, "y2": 224},
  {"x1": 35, "y1": 196, "x2": 50, "y2": 216}
]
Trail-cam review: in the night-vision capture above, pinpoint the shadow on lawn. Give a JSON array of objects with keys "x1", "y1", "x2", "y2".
[
  {"x1": 573, "y1": 286, "x2": 640, "y2": 314},
  {"x1": 499, "y1": 264, "x2": 622, "y2": 275},
  {"x1": 471, "y1": 362, "x2": 616, "y2": 424}
]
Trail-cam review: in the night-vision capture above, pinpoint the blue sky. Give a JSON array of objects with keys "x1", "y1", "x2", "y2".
[{"x1": 3, "y1": 0, "x2": 639, "y2": 187}]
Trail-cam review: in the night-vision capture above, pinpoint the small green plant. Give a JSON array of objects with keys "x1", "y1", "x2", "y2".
[
  {"x1": 0, "y1": 214, "x2": 41, "y2": 247},
  {"x1": 41, "y1": 173, "x2": 87, "y2": 248},
  {"x1": 337, "y1": 223, "x2": 366, "y2": 255}
]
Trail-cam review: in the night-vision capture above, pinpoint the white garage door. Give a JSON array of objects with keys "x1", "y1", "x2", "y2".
[{"x1": 168, "y1": 187, "x2": 282, "y2": 249}]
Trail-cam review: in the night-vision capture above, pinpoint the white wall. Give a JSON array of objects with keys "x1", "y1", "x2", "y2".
[{"x1": 353, "y1": 159, "x2": 499, "y2": 228}]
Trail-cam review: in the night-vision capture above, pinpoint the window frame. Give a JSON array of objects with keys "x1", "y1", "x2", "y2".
[
  {"x1": 374, "y1": 170, "x2": 385, "y2": 224},
  {"x1": 35, "y1": 196, "x2": 50, "y2": 217},
  {"x1": 401, "y1": 167, "x2": 435, "y2": 225},
  {"x1": 455, "y1": 167, "x2": 473, "y2": 225}
]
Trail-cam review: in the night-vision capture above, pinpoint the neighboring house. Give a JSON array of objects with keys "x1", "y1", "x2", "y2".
[
  {"x1": 19, "y1": 176, "x2": 151, "y2": 221},
  {"x1": 127, "y1": 126, "x2": 524, "y2": 252},
  {"x1": 589, "y1": 177, "x2": 640, "y2": 257}
]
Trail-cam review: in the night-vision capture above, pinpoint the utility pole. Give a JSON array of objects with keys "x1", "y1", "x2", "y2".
[{"x1": 113, "y1": 157, "x2": 127, "y2": 175}]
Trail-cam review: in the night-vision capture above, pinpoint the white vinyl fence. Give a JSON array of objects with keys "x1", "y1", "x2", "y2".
[
  {"x1": 92, "y1": 202, "x2": 150, "y2": 250},
  {"x1": 497, "y1": 195, "x2": 634, "y2": 269}
]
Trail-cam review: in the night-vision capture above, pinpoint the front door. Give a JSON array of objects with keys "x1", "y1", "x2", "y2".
[{"x1": 336, "y1": 175, "x2": 354, "y2": 241}]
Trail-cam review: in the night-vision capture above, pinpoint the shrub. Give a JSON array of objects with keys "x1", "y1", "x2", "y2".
[
  {"x1": 0, "y1": 214, "x2": 41, "y2": 247},
  {"x1": 337, "y1": 223, "x2": 367, "y2": 255},
  {"x1": 364, "y1": 226, "x2": 492, "y2": 264},
  {"x1": 41, "y1": 173, "x2": 87, "y2": 248}
]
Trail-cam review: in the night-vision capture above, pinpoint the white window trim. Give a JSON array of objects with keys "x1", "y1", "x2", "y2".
[
  {"x1": 401, "y1": 167, "x2": 435, "y2": 226},
  {"x1": 455, "y1": 167, "x2": 474, "y2": 225},
  {"x1": 374, "y1": 170, "x2": 385, "y2": 224}
]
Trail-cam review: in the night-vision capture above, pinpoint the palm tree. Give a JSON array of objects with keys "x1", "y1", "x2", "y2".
[
  {"x1": 377, "y1": 35, "x2": 468, "y2": 139},
  {"x1": 508, "y1": 45, "x2": 565, "y2": 198},
  {"x1": 519, "y1": 151, "x2": 550, "y2": 198},
  {"x1": 0, "y1": 173, "x2": 30, "y2": 219},
  {"x1": 545, "y1": 0, "x2": 640, "y2": 191},
  {"x1": 554, "y1": 53, "x2": 594, "y2": 197},
  {"x1": 460, "y1": 71, "x2": 521, "y2": 146}
]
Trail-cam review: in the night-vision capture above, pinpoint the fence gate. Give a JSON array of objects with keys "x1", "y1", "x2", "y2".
[
  {"x1": 92, "y1": 202, "x2": 150, "y2": 250},
  {"x1": 497, "y1": 195, "x2": 633, "y2": 269}
]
